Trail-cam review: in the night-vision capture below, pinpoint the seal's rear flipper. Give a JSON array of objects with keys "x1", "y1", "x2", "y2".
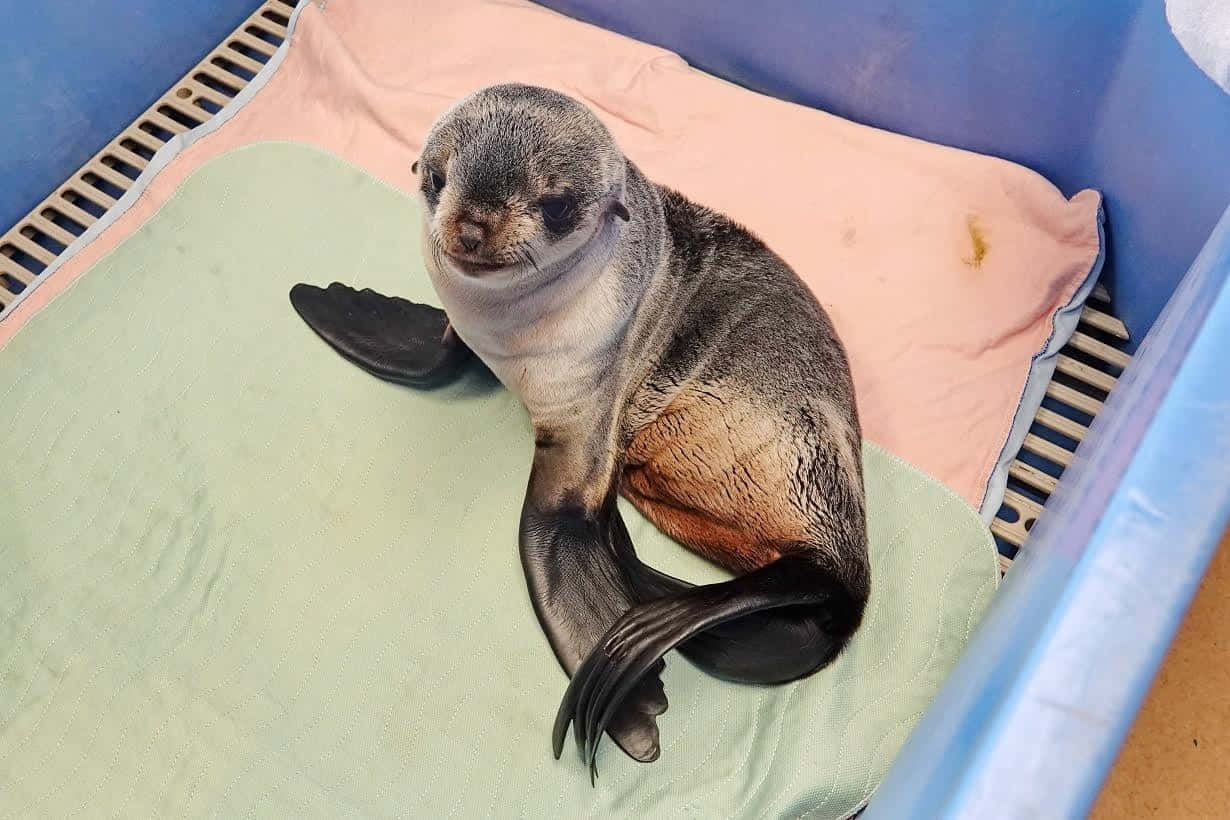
[
  {"x1": 289, "y1": 282, "x2": 473, "y2": 389},
  {"x1": 555, "y1": 551, "x2": 866, "y2": 779},
  {"x1": 521, "y1": 500, "x2": 670, "y2": 770},
  {"x1": 609, "y1": 513, "x2": 857, "y2": 683}
]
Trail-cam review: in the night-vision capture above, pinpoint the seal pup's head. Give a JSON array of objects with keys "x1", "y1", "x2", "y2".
[{"x1": 412, "y1": 84, "x2": 630, "y2": 287}]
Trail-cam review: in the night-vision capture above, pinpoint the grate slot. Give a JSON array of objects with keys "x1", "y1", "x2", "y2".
[
  {"x1": 1056, "y1": 353, "x2": 1117, "y2": 393},
  {"x1": 157, "y1": 103, "x2": 205, "y2": 130},
  {"x1": 993, "y1": 490, "x2": 1044, "y2": 548},
  {"x1": 1, "y1": 245, "x2": 41, "y2": 276},
  {"x1": 30, "y1": 216, "x2": 76, "y2": 248},
  {"x1": 121, "y1": 129, "x2": 163, "y2": 155},
  {"x1": 0, "y1": 267, "x2": 31, "y2": 294},
  {"x1": 234, "y1": 31, "x2": 278, "y2": 58},
  {"x1": 20, "y1": 226, "x2": 66, "y2": 257},
  {"x1": 1080, "y1": 305, "x2": 1129, "y2": 340},
  {"x1": 145, "y1": 111, "x2": 190, "y2": 137},
  {"x1": 1021, "y1": 432, "x2": 1073, "y2": 468},
  {"x1": 116, "y1": 143, "x2": 154, "y2": 166},
  {"x1": 6, "y1": 234, "x2": 57, "y2": 267},
  {"x1": 101, "y1": 154, "x2": 143, "y2": 180},
  {"x1": 193, "y1": 70, "x2": 241, "y2": 98},
  {"x1": 1005, "y1": 490, "x2": 1043, "y2": 522},
  {"x1": 194, "y1": 97, "x2": 224, "y2": 116},
  {"x1": 137, "y1": 120, "x2": 176, "y2": 144},
  {"x1": 181, "y1": 80, "x2": 230, "y2": 108},
  {"x1": 0, "y1": 249, "x2": 38, "y2": 282},
  {"x1": 1009, "y1": 461, "x2": 1058, "y2": 495},
  {"x1": 245, "y1": 24, "x2": 285, "y2": 46},
  {"x1": 1, "y1": 275, "x2": 26, "y2": 299},
  {"x1": 78, "y1": 174, "x2": 120, "y2": 207},
  {"x1": 85, "y1": 162, "x2": 132, "y2": 191},
  {"x1": 1044, "y1": 379, "x2": 1103, "y2": 416},
  {"x1": 1067, "y1": 330, "x2": 1131, "y2": 371},
  {"x1": 261, "y1": 10, "x2": 291, "y2": 33},
  {"x1": 218, "y1": 48, "x2": 266, "y2": 77},
  {"x1": 51, "y1": 196, "x2": 98, "y2": 229},
  {"x1": 40, "y1": 208, "x2": 86, "y2": 237},
  {"x1": 210, "y1": 55, "x2": 257, "y2": 83},
  {"x1": 1033, "y1": 406, "x2": 1089, "y2": 442}
]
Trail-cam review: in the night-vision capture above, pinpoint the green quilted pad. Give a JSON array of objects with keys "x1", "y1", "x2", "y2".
[{"x1": 0, "y1": 142, "x2": 998, "y2": 818}]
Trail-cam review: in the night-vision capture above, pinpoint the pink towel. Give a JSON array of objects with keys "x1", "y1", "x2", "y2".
[{"x1": 0, "y1": 0, "x2": 1103, "y2": 512}]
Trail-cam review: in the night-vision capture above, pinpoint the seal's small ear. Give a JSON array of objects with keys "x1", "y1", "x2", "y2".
[
  {"x1": 411, "y1": 160, "x2": 419, "y2": 174},
  {"x1": 607, "y1": 182, "x2": 630, "y2": 222}
]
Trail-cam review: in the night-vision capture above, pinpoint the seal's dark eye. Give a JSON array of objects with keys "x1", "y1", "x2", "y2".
[
  {"x1": 539, "y1": 195, "x2": 576, "y2": 231},
  {"x1": 427, "y1": 167, "x2": 445, "y2": 194}
]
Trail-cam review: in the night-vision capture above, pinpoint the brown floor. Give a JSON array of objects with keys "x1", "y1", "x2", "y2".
[{"x1": 1090, "y1": 530, "x2": 1230, "y2": 818}]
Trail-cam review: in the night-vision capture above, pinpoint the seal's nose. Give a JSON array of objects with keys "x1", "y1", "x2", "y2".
[{"x1": 457, "y1": 222, "x2": 483, "y2": 254}]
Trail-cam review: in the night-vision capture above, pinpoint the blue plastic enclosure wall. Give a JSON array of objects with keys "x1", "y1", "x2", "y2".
[
  {"x1": 0, "y1": 0, "x2": 264, "y2": 233},
  {"x1": 539, "y1": 0, "x2": 1230, "y2": 349},
  {"x1": 4, "y1": 0, "x2": 1229, "y2": 817}
]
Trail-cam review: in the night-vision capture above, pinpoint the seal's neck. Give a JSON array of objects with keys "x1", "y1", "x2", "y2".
[{"x1": 426, "y1": 210, "x2": 642, "y2": 421}]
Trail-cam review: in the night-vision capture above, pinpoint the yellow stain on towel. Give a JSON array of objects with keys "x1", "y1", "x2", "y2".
[{"x1": 963, "y1": 215, "x2": 989, "y2": 269}]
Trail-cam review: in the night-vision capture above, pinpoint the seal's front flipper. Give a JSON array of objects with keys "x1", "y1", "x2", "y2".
[
  {"x1": 289, "y1": 282, "x2": 473, "y2": 389},
  {"x1": 519, "y1": 435, "x2": 673, "y2": 770},
  {"x1": 556, "y1": 552, "x2": 865, "y2": 777}
]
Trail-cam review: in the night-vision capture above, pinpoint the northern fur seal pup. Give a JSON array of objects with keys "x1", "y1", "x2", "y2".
[{"x1": 289, "y1": 83, "x2": 870, "y2": 777}]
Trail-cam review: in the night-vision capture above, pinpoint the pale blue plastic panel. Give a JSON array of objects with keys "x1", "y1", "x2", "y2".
[{"x1": 0, "y1": 0, "x2": 264, "y2": 232}]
